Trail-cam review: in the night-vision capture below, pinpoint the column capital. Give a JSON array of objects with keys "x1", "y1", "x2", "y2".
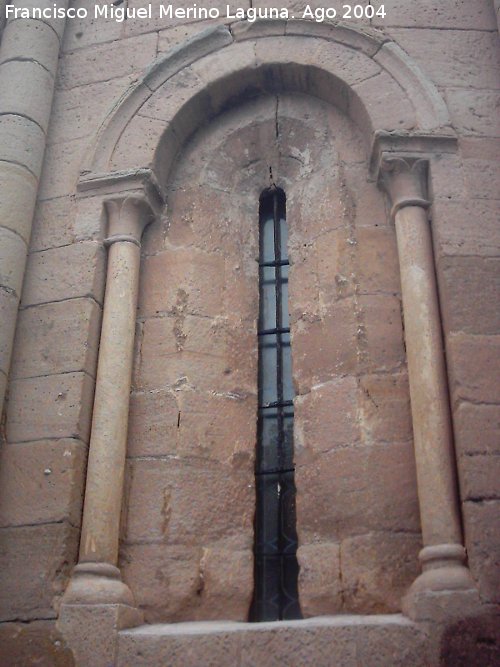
[
  {"x1": 77, "y1": 167, "x2": 164, "y2": 242},
  {"x1": 378, "y1": 154, "x2": 430, "y2": 221}
]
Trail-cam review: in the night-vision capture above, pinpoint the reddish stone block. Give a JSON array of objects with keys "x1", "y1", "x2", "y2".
[
  {"x1": 0, "y1": 439, "x2": 86, "y2": 528},
  {"x1": 447, "y1": 333, "x2": 500, "y2": 404},
  {"x1": 454, "y1": 402, "x2": 500, "y2": 456},
  {"x1": 340, "y1": 532, "x2": 422, "y2": 614},
  {"x1": 459, "y1": 453, "x2": 500, "y2": 502},
  {"x1": 296, "y1": 542, "x2": 342, "y2": 617},
  {"x1": 437, "y1": 256, "x2": 500, "y2": 335},
  {"x1": 354, "y1": 226, "x2": 400, "y2": 295},
  {"x1": 358, "y1": 372, "x2": 412, "y2": 444},
  {"x1": 0, "y1": 523, "x2": 79, "y2": 621},
  {"x1": 294, "y1": 376, "x2": 361, "y2": 458},
  {"x1": 431, "y1": 199, "x2": 500, "y2": 257},
  {"x1": 463, "y1": 500, "x2": 500, "y2": 603},
  {"x1": 0, "y1": 620, "x2": 74, "y2": 667},
  {"x1": 296, "y1": 442, "x2": 420, "y2": 544}
]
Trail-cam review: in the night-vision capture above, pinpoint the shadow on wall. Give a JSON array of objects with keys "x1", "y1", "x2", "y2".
[{"x1": 440, "y1": 613, "x2": 500, "y2": 666}]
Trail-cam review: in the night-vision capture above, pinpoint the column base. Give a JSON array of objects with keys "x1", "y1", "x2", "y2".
[
  {"x1": 402, "y1": 544, "x2": 482, "y2": 622},
  {"x1": 61, "y1": 562, "x2": 136, "y2": 606}
]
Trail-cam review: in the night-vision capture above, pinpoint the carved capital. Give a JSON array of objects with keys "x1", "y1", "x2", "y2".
[
  {"x1": 378, "y1": 155, "x2": 430, "y2": 221},
  {"x1": 104, "y1": 196, "x2": 153, "y2": 244}
]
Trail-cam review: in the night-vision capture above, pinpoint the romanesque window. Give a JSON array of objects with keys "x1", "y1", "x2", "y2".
[{"x1": 250, "y1": 187, "x2": 301, "y2": 621}]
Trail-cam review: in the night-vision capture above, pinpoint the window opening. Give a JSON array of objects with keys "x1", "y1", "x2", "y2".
[{"x1": 250, "y1": 187, "x2": 302, "y2": 622}]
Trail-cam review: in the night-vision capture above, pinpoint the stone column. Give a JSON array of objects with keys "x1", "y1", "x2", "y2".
[
  {"x1": 379, "y1": 155, "x2": 479, "y2": 621},
  {"x1": 62, "y1": 195, "x2": 153, "y2": 607},
  {"x1": 0, "y1": 1, "x2": 68, "y2": 416}
]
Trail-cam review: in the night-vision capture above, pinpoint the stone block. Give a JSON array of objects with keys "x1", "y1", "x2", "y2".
[
  {"x1": 358, "y1": 372, "x2": 412, "y2": 445},
  {"x1": 0, "y1": 60, "x2": 54, "y2": 132},
  {"x1": 0, "y1": 288, "x2": 20, "y2": 377},
  {"x1": 388, "y1": 29, "x2": 500, "y2": 90},
  {"x1": 7, "y1": 372, "x2": 95, "y2": 444},
  {"x1": 463, "y1": 499, "x2": 500, "y2": 603},
  {"x1": 351, "y1": 71, "x2": 416, "y2": 133},
  {"x1": 58, "y1": 33, "x2": 157, "y2": 89},
  {"x1": 10, "y1": 298, "x2": 101, "y2": 379},
  {"x1": 0, "y1": 439, "x2": 86, "y2": 527},
  {"x1": 0, "y1": 162, "x2": 38, "y2": 244},
  {"x1": 294, "y1": 376, "x2": 361, "y2": 457},
  {"x1": 62, "y1": 1, "x2": 124, "y2": 51},
  {"x1": 296, "y1": 542, "x2": 342, "y2": 617},
  {"x1": 38, "y1": 137, "x2": 87, "y2": 200},
  {"x1": 311, "y1": 227, "x2": 354, "y2": 305},
  {"x1": 138, "y1": 248, "x2": 225, "y2": 319},
  {"x1": 48, "y1": 75, "x2": 137, "y2": 144},
  {"x1": 429, "y1": 153, "x2": 467, "y2": 202},
  {"x1": 459, "y1": 453, "x2": 500, "y2": 502},
  {"x1": 0, "y1": 523, "x2": 79, "y2": 621},
  {"x1": 454, "y1": 402, "x2": 500, "y2": 456},
  {"x1": 135, "y1": 314, "x2": 257, "y2": 394},
  {"x1": 0, "y1": 18, "x2": 60, "y2": 71},
  {"x1": 8, "y1": 0, "x2": 67, "y2": 38},
  {"x1": 340, "y1": 532, "x2": 422, "y2": 614},
  {"x1": 438, "y1": 612, "x2": 500, "y2": 667},
  {"x1": 157, "y1": 20, "x2": 222, "y2": 54},
  {"x1": 292, "y1": 299, "x2": 358, "y2": 392},
  {"x1": 437, "y1": 256, "x2": 500, "y2": 335},
  {"x1": 447, "y1": 333, "x2": 500, "y2": 404},
  {"x1": 29, "y1": 196, "x2": 76, "y2": 252},
  {"x1": 21, "y1": 241, "x2": 106, "y2": 307},
  {"x1": 110, "y1": 115, "x2": 176, "y2": 173},
  {"x1": 0, "y1": 227, "x2": 27, "y2": 296},
  {"x1": 431, "y1": 199, "x2": 500, "y2": 257},
  {"x1": 0, "y1": 114, "x2": 46, "y2": 178},
  {"x1": 445, "y1": 88, "x2": 500, "y2": 137},
  {"x1": 127, "y1": 387, "x2": 256, "y2": 463},
  {"x1": 372, "y1": 0, "x2": 497, "y2": 30},
  {"x1": 123, "y1": 457, "x2": 254, "y2": 547},
  {"x1": 358, "y1": 294, "x2": 406, "y2": 373},
  {"x1": 296, "y1": 442, "x2": 420, "y2": 544},
  {"x1": 0, "y1": 620, "x2": 74, "y2": 667},
  {"x1": 354, "y1": 226, "x2": 400, "y2": 295},
  {"x1": 463, "y1": 155, "x2": 500, "y2": 201}
]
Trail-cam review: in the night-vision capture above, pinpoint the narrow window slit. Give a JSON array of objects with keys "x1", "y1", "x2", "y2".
[{"x1": 250, "y1": 187, "x2": 302, "y2": 622}]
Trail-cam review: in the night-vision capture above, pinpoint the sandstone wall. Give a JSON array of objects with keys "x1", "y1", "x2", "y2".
[{"x1": 0, "y1": 0, "x2": 498, "y2": 628}]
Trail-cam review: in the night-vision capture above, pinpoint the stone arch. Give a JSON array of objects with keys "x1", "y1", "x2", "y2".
[{"x1": 80, "y1": 19, "x2": 452, "y2": 189}]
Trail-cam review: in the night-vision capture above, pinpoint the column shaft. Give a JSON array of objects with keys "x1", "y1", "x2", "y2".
[
  {"x1": 394, "y1": 205, "x2": 462, "y2": 546},
  {"x1": 79, "y1": 239, "x2": 141, "y2": 565}
]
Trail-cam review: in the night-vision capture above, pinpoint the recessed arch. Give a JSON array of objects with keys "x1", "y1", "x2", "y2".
[{"x1": 80, "y1": 19, "x2": 452, "y2": 190}]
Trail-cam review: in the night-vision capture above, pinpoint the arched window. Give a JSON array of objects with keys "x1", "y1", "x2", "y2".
[{"x1": 250, "y1": 187, "x2": 301, "y2": 621}]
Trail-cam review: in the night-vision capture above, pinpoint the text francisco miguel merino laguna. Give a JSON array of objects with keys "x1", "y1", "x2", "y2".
[{"x1": 5, "y1": 3, "x2": 376, "y2": 23}]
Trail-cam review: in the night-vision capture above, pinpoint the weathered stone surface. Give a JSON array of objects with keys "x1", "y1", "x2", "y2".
[
  {"x1": 358, "y1": 372, "x2": 412, "y2": 444},
  {"x1": 11, "y1": 298, "x2": 101, "y2": 379},
  {"x1": 438, "y1": 612, "x2": 500, "y2": 667},
  {"x1": 29, "y1": 196, "x2": 76, "y2": 252},
  {"x1": 123, "y1": 458, "x2": 254, "y2": 547},
  {"x1": 139, "y1": 248, "x2": 225, "y2": 318},
  {"x1": 0, "y1": 226, "x2": 27, "y2": 296},
  {"x1": 388, "y1": 29, "x2": 500, "y2": 89},
  {"x1": 0, "y1": 439, "x2": 86, "y2": 527},
  {"x1": 351, "y1": 71, "x2": 416, "y2": 132},
  {"x1": 0, "y1": 60, "x2": 55, "y2": 131},
  {"x1": 431, "y1": 199, "x2": 500, "y2": 257},
  {"x1": 296, "y1": 442, "x2": 420, "y2": 544},
  {"x1": 0, "y1": 620, "x2": 74, "y2": 667},
  {"x1": 0, "y1": 523, "x2": 79, "y2": 621},
  {"x1": 438, "y1": 257, "x2": 500, "y2": 335},
  {"x1": 354, "y1": 226, "x2": 400, "y2": 295},
  {"x1": 459, "y1": 454, "x2": 500, "y2": 502},
  {"x1": 128, "y1": 387, "x2": 255, "y2": 462},
  {"x1": 454, "y1": 402, "x2": 500, "y2": 456},
  {"x1": 445, "y1": 88, "x2": 500, "y2": 137},
  {"x1": 58, "y1": 33, "x2": 157, "y2": 88},
  {"x1": 463, "y1": 500, "x2": 500, "y2": 603},
  {"x1": 21, "y1": 242, "x2": 106, "y2": 307},
  {"x1": 294, "y1": 376, "x2": 360, "y2": 455},
  {"x1": 7, "y1": 372, "x2": 95, "y2": 444},
  {"x1": 297, "y1": 542, "x2": 342, "y2": 616},
  {"x1": 340, "y1": 532, "x2": 422, "y2": 614},
  {"x1": 0, "y1": 162, "x2": 38, "y2": 243},
  {"x1": 0, "y1": 114, "x2": 46, "y2": 178},
  {"x1": 38, "y1": 137, "x2": 87, "y2": 199},
  {"x1": 447, "y1": 333, "x2": 500, "y2": 404},
  {"x1": 0, "y1": 288, "x2": 20, "y2": 376},
  {"x1": 373, "y1": 0, "x2": 497, "y2": 30},
  {"x1": 0, "y1": 18, "x2": 60, "y2": 71}
]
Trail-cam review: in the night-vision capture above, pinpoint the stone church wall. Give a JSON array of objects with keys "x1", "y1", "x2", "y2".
[{"x1": 0, "y1": 0, "x2": 498, "y2": 655}]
